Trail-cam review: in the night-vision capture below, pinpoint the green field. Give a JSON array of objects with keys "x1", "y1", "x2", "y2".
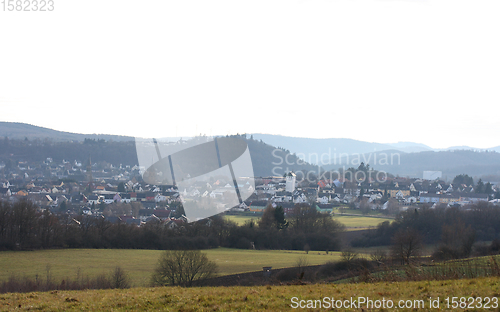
[
  {"x1": 1, "y1": 277, "x2": 498, "y2": 311},
  {"x1": 0, "y1": 248, "x2": 342, "y2": 287},
  {"x1": 333, "y1": 215, "x2": 393, "y2": 229},
  {"x1": 332, "y1": 207, "x2": 388, "y2": 215},
  {"x1": 224, "y1": 214, "x2": 259, "y2": 226},
  {"x1": 224, "y1": 212, "x2": 393, "y2": 230}
]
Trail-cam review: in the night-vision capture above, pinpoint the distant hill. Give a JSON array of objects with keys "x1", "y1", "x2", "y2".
[
  {"x1": 250, "y1": 134, "x2": 500, "y2": 179},
  {"x1": 0, "y1": 123, "x2": 317, "y2": 177},
  {"x1": 2, "y1": 122, "x2": 499, "y2": 179},
  {"x1": 244, "y1": 136, "x2": 318, "y2": 177},
  {"x1": 250, "y1": 134, "x2": 433, "y2": 162},
  {"x1": 0, "y1": 122, "x2": 133, "y2": 142},
  {"x1": 386, "y1": 142, "x2": 433, "y2": 153},
  {"x1": 322, "y1": 149, "x2": 500, "y2": 180},
  {"x1": 250, "y1": 133, "x2": 500, "y2": 157},
  {"x1": 442, "y1": 145, "x2": 500, "y2": 153}
]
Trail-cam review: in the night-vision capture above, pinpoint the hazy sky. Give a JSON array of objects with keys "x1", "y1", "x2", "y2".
[{"x1": 1, "y1": 0, "x2": 499, "y2": 149}]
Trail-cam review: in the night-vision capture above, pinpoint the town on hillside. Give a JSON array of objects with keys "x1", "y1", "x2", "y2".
[{"x1": 1, "y1": 155, "x2": 499, "y2": 227}]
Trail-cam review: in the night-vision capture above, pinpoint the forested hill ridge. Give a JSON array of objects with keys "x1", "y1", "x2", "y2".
[
  {"x1": 322, "y1": 149, "x2": 500, "y2": 181},
  {"x1": 0, "y1": 122, "x2": 134, "y2": 142},
  {"x1": 251, "y1": 133, "x2": 500, "y2": 179},
  {"x1": 0, "y1": 134, "x2": 316, "y2": 177},
  {"x1": 251, "y1": 133, "x2": 500, "y2": 156},
  {"x1": 1, "y1": 122, "x2": 500, "y2": 179}
]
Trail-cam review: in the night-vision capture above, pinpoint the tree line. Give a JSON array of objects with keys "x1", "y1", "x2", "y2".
[
  {"x1": 352, "y1": 202, "x2": 500, "y2": 260},
  {"x1": 0, "y1": 135, "x2": 319, "y2": 179},
  {"x1": 0, "y1": 200, "x2": 344, "y2": 252},
  {"x1": 0, "y1": 137, "x2": 138, "y2": 166}
]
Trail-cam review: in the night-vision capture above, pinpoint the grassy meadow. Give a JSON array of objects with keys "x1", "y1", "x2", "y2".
[
  {"x1": 0, "y1": 277, "x2": 499, "y2": 311},
  {"x1": 0, "y1": 211, "x2": 392, "y2": 288},
  {"x1": 223, "y1": 214, "x2": 259, "y2": 226},
  {"x1": 0, "y1": 248, "x2": 344, "y2": 287},
  {"x1": 332, "y1": 215, "x2": 393, "y2": 230},
  {"x1": 224, "y1": 210, "x2": 394, "y2": 230}
]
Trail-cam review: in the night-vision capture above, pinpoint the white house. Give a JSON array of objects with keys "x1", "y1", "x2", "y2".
[
  {"x1": 404, "y1": 196, "x2": 418, "y2": 204},
  {"x1": 395, "y1": 190, "x2": 406, "y2": 200},
  {"x1": 120, "y1": 193, "x2": 131, "y2": 203},
  {"x1": 155, "y1": 194, "x2": 168, "y2": 202},
  {"x1": 293, "y1": 193, "x2": 308, "y2": 204},
  {"x1": 317, "y1": 196, "x2": 329, "y2": 204}
]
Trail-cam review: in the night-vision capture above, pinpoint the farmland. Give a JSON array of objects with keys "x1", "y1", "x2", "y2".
[
  {"x1": 332, "y1": 215, "x2": 393, "y2": 230},
  {"x1": 224, "y1": 210, "x2": 394, "y2": 230},
  {"x1": 0, "y1": 210, "x2": 391, "y2": 288},
  {"x1": 0, "y1": 248, "x2": 344, "y2": 287},
  {"x1": 223, "y1": 214, "x2": 259, "y2": 226}
]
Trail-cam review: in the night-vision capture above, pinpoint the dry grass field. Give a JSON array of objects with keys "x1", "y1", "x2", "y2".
[
  {"x1": 0, "y1": 248, "x2": 344, "y2": 287},
  {"x1": 0, "y1": 277, "x2": 498, "y2": 311}
]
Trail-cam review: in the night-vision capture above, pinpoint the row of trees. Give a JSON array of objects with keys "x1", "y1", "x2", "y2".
[
  {"x1": 0, "y1": 137, "x2": 138, "y2": 166},
  {"x1": 0, "y1": 200, "x2": 60, "y2": 249},
  {"x1": 352, "y1": 202, "x2": 500, "y2": 262},
  {"x1": 0, "y1": 200, "x2": 344, "y2": 252},
  {"x1": 453, "y1": 174, "x2": 498, "y2": 196},
  {"x1": 388, "y1": 219, "x2": 478, "y2": 264},
  {"x1": 229, "y1": 204, "x2": 345, "y2": 251},
  {"x1": 353, "y1": 202, "x2": 500, "y2": 247}
]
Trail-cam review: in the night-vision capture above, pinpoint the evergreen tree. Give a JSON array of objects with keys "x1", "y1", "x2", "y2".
[
  {"x1": 59, "y1": 201, "x2": 67, "y2": 212},
  {"x1": 484, "y1": 182, "x2": 493, "y2": 194},
  {"x1": 453, "y1": 174, "x2": 474, "y2": 186},
  {"x1": 274, "y1": 205, "x2": 288, "y2": 230},
  {"x1": 117, "y1": 182, "x2": 126, "y2": 193},
  {"x1": 475, "y1": 179, "x2": 485, "y2": 193}
]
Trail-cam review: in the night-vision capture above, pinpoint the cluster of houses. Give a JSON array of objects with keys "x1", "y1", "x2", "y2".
[
  {"x1": 1, "y1": 156, "x2": 500, "y2": 224},
  {"x1": 242, "y1": 173, "x2": 499, "y2": 214}
]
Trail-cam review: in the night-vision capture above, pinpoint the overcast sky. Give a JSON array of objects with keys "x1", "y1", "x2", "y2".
[{"x1": 1, "y1": 0, "x2": 499, "y2": 149}]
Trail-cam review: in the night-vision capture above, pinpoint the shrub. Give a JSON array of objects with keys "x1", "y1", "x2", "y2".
[
  {"x1": 111, "y1": 266, "x2": 130, "y2": 289},
  {"x1": 370, "y1": 249, "x2": 387, "y2": 266}
]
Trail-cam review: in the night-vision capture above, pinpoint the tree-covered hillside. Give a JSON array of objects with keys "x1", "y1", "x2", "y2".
[{"x1": 0, "y1": 135, "x2": 318, "y2": 177}]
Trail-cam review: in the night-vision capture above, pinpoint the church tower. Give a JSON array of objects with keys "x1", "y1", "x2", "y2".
[{"x1": 285, "y1": 172, "x2": 296, "y2": 193}]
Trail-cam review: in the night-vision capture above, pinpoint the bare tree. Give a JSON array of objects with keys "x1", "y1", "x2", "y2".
[
  {"x1": 391, "y1": 227, "x2": 423, "y2": 265},
  {"x1": 434, "y1": 221, "x2": 476, "y2": 260},
  {"x1": 370, "y1": 249, "x2": 387, "y2": 266},
  {"x1": 341, "y1": 247, "x2": 358, "y2": 262},
  {"x1": 303, "y1": 243, "x2": 310, "y2": 254},
  {"x1": 295, "y1": 256, "x2": 310, "y2": 279},
  {"x1": 359, "y1": 198, "x2": 371, "y2": 215},
  {"x1": 258, "y1": 204, "x2": 276, "y2": 229},
  {"x1": 386, "y1": 198, "x2": 401, "y2": 215},
  {"x1": 151, "y1": 250, "x2": 217, "y2": 287},
  {"x1": 111, "y1": 266, "x2": 130, "y2": 289}
]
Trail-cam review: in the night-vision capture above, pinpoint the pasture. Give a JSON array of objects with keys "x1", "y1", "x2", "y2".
[
  {"x1": 333, "y1": 215, "x2": 393, "y2": 230},
  {"x1": 223, "y1": 214, "x2": 259, "y2": 226},
  {"x1": 224, "y1": 211, "x2": 393, "y2": 230},
  {"x1": 0, "y1": 248, "x2": 342, "y2": 287}
]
